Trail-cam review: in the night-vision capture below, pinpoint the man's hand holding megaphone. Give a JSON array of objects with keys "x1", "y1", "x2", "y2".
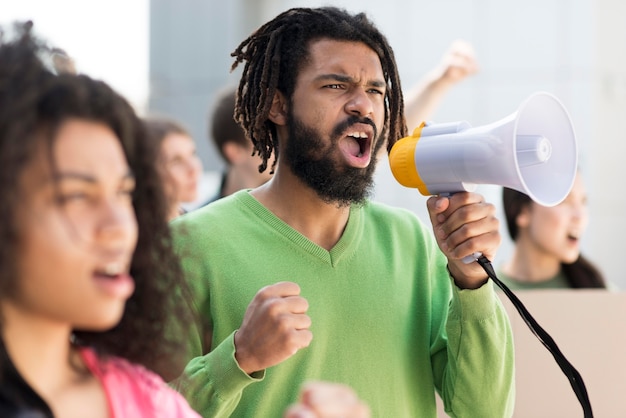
[
  {"x1": 390, "y1": 91, "x2": 577, "y2": 283},
  {"x1": 392, "y1": 92, "x2": 594, "y2": 417},
  {"x1": 427, "y1": 192, "x2": 499, "y2": 289}
]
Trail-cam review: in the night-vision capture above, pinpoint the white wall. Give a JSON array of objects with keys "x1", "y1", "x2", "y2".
[{"x1": 589, "y1": 0, "x2": 626, "y2": 289}]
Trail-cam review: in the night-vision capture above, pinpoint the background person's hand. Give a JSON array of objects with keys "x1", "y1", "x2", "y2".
[
  {"x1": 435, "y1": 39, "x2": 479, "y2": 85},
  {"x1": 403, "y1": 39, "x2": 479, "y2": 130},
  {"x1": 284, "y1": 381, "x2": 370, "y2": 418}
]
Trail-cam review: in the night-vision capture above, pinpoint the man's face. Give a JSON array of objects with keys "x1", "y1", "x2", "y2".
[{"x1": 283, "y1": 38, "x2": 387, "y2": 206}]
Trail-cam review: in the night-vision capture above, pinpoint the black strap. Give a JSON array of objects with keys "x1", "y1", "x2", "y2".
[{"x1": 475, "y1": 255, "x2": 594, "y2": 418}]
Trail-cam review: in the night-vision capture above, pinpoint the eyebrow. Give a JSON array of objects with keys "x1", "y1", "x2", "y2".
[
  {"x1": 52, "y1": 170, "x2": 135, "y2": 183},
  {"x1": 314, "y1": 73, "x2": 386, "y2": 88}
]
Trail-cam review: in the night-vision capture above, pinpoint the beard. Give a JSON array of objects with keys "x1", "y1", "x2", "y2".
[{"x1": 284, "y1": 112, "x2": 385, "y2": 207}]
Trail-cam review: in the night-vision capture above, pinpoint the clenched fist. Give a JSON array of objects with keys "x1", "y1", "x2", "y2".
[{"x1": 234, "y1": 281, "x2": 313, "y2": 374}]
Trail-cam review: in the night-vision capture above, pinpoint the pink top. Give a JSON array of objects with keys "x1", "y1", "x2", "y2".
[{"x1": 80, "y1": 348, "x2": 200, "y2": 418}]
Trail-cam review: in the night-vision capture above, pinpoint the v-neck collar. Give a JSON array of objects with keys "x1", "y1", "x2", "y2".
[{"x1": 237, "y1": 191, "x2": 364, "y2": 267}]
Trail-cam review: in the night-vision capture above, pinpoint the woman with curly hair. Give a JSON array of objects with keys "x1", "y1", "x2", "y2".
[{"x1": 0, "y1": 22, "x2": 199, "y2": 417}]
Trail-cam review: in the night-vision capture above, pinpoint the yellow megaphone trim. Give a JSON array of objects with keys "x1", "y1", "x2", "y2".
[{"x1": 389, "y1": 122, "x2": 431, "y2": 195}]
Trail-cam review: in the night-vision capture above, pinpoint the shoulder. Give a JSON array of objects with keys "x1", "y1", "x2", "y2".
[
  {"x1": 81, "y1": 349, "x2": 200, "y2": 418},
  {"x1": 102, "y1": 355, "x2": 165, "y2": 390},
  {"x1": 82, "y1": 348, "x2": 164, "y2": 394},
  {"x1": 174, "y1": 191, "x2": 241, "y2": 222},
  {"x1": 172, "y1": 190, "x2": 251, "y2": 231},
  {"x1": 170, "y1": 191, "x2": 247, "y2": 251}
]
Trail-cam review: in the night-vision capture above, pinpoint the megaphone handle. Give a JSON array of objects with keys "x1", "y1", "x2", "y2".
[{"x1": 437, "y1": 192, "x2": 483, "y2": 265}]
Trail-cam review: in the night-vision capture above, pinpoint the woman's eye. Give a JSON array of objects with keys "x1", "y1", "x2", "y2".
[
  {"x1": 57, "y1": 192, "x2": 87, "y2": 204},
  {"x1": 167, "y1": 157, "x2": 185, "y2": 168}
]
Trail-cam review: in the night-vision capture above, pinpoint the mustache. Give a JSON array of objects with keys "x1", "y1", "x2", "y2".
[{"x1": 332, "y1": 115, "x2": 378, "y2": 140}]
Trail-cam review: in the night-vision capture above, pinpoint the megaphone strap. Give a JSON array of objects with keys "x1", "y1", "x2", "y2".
[{"x1": 476, "y1": 255, "x2": 594, "y2": 418}]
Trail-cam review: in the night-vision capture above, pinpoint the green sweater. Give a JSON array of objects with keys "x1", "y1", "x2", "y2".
[{"x1": 171, "y1": 190, "x2": 515, "y2": 418}]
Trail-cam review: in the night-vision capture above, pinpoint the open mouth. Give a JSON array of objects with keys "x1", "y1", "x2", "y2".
[
  {"x1": 567, "y1": 233, "x2": 579, "y2": 243},
  {"x1": 343, "y1": 128, "x2": 372, "y2": 161},
  {"x1": 94, "y1": 263, "x2": 126, "y2": 280},
  {"x1": 350, "y1": 132, "x2": 369, "y2": 158},
  {"x1": 93, "y1": 263, "x2": 135, "y2": 298}
]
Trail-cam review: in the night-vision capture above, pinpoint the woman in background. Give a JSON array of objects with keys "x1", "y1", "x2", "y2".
[
  {"x1": 144, "y1": 117, "x2": 203, "y2": 220},
  {"x1": 498, "y1": 172, "x2": 608, "y2": 289}
]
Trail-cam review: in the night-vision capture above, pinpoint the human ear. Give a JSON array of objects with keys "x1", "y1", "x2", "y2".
[
  {"x1": 268, "y1": 91, "x2": 288, "y2": 126},
  {"x1": 516, "y1": 205, "x2": 531, "y2": 229}
]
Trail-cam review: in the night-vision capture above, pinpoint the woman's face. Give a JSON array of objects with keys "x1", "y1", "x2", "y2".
[
  {"x1": 10, "y1": 119, "x2": 138, "y2": 331},
  {"x1": 159, "y1": 133, "x2": 202, "y2": 205},
  {"x1": 518, "y1": 173, "x2": 588, "y2": 264}
]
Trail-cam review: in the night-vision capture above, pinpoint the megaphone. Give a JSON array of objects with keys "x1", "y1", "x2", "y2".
[{"x1": 389, "y1": 92, "x2": 578, "y2": 207}]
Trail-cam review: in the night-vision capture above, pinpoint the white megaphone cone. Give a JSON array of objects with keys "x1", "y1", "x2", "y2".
[{"x1": 389, "y1": 91, "x2": 578, "y2": 207}]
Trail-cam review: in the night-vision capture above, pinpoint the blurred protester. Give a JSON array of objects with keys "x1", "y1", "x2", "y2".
[
  {"x1": 0, "y1": 22, "x2": 199, "y2": 417},
  {"x1": 203, "y1": 86, "x2": 273, "y2": 203},
  {"x1": 144, "y1": 117, "x2": 203, "y2": 220},
  {"x1": 498, "y1": 172, "x2": 609, "y2": 289}
]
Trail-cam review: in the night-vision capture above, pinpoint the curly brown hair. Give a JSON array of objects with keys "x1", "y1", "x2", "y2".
[
  {"x1": 231, "y1": 6, "x2": 408, "y2": 174},
  {"x1": 0, "y1": 22, "x2": 191, "y2": 380}
]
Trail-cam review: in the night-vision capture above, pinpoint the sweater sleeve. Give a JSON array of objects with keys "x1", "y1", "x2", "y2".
[
  {"x1": 171, "y1": 331, "x2": 265, "y2": 418},
  {"x1": 169, "y1": 214, "x2": 264, "y2": 417},
  {"x1": 434, "y1": 279, "x2": 516, "y2": 418}
]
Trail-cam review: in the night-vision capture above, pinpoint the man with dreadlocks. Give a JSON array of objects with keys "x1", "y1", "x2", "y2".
[{"x1": 171, "y1": 6, "x2": 514, "y2": 418}]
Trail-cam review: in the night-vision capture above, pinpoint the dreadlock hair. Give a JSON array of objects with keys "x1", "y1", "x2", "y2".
[
  {"x1": 502, "y1": 186, "x2": 607, "y2": 289},
  {"x1": 231, "y1": 6, "x2": 408, "y2": 174},
  {"x1": 0, "y1": 22, "x2": 193, "y2": 381}
]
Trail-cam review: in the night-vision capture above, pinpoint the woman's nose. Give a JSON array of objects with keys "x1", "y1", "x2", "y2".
[{"x1": 97, "y1": 198, "x2": 137, "y2": 244}]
